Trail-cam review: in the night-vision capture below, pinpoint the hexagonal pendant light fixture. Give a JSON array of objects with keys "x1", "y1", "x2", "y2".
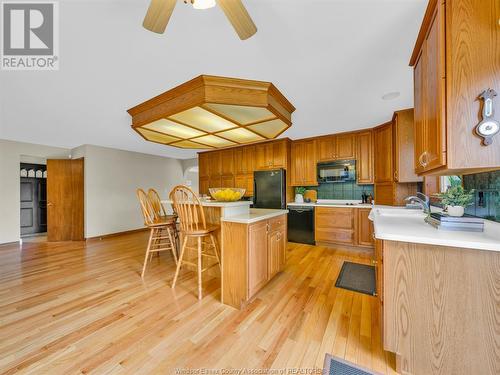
[{"x1": 127, "y1": 75, "x2": 295, "y2": 149}]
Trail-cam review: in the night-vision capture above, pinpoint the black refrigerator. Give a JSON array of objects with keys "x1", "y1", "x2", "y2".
[{"x1": 253, "y1": 169, "x2": 286, "y2": 209}]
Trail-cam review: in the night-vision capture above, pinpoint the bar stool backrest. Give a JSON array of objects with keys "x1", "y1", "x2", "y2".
[
  {"x1": 148, "y1": 188, "x2": 167, "y2": 220},
  {"x1": 169, "y1": 185, "x2": 206, "y2": 232},
  {"x1": 136, "y1": 188, "x2": 156, "y2": 227}
]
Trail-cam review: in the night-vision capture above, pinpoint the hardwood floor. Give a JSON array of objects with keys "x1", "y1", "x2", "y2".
[{"x1": 0, "y1": 232, "x2": 397, "y2": 374}]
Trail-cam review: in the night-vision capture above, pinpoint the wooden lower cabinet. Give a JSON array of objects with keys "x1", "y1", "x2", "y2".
[
  {"x1": 380, "y1": 240, "x2": 500, "y2": 375},
  {"x1": 222, "y1": 214, "x2": 287, "y2": 309},
  {"x1": 315, "y1": 207, "x2": 374, "y2": 248},
  {"x1": 248, "y1": 221, "x2": 269, "y2": 297}
]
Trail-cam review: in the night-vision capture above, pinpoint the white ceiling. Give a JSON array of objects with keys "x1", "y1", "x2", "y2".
[{"x1": 0, "y1": 0, "x2": 427, "y2": 159}]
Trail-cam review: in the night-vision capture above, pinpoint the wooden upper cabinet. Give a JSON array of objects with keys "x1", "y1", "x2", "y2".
[
  {"x1": 356, "y1": 130, "x2": 374, "y2": 184},
  {"x1": 393, "y1": 109, "x2": 422, "y2": 183},
  {"x1": 208, "y1": 151, "x2": 222, "y2": 176},
  {"x1": 255, "y1": 143, "x2": 273, "y2": 170},
  {"x1": 256, "y1": 140, "x2": 287, "y2": 170},
  {"x1": 220, "y1": 149, "x2": 234, "y2": 176},
  {"x1": 317, "y1": 134, "x2": 355, "y2": 162},
  {"x1": 234, "y1": 146, "x2": 255, "y2": 174},
  {"x1": 373, "y1": 123, "x2": 394, "y2": 183},
  {"x1": 317, "y1": 136, "x2": 336, "y2": 162},
  {"x1": 411, "y1": 0, "x2": 499, "y2": 174},
  {"x1": 272, "y1": 140, "x2": 287, "y2": 169},
  {"x1": 199, "y1": 153, "x2": 209, "y2": 178},
  {"x1": 336, "y1": 134, "x2": 355, "y2": 159},
  {"x1": 290, "y1": 139, "x2": 317, "y2": 186}
]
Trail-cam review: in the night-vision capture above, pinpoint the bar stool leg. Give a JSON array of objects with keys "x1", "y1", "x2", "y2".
[
  {"x1": 209, "y1": 234, "x2": 221, "y2": 270},
  {"x1": 167, "y1": 225, "x2": 178, "y2": 265},
  {"x1": 172, "y1": 235, "x2": 188, "y2": 288},
  {"x1": 197, "y1": 236, "x2": 202, "y2": 300},
  {"x1": 141, "y1": 228, "x2": 155, "y2": 279}
]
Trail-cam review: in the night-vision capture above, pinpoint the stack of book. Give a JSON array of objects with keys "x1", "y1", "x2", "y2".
[{"x1": 425, "y1": 212, "x2": 484, "y2": 232}]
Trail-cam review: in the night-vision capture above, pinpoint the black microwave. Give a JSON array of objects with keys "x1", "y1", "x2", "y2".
[{"x1": 317, "y1": 160, "x2": 356, "y2": 183}]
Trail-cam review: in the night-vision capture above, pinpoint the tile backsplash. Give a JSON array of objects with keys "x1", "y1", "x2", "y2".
[
  {"x1": 304, "y1": 182, "x2": 374, "y2": 201},
  {"x1": 463, "y1": 170, "x2": 500, "y2": 222}
]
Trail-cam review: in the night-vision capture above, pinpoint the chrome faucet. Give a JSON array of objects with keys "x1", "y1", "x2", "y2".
[{"x1": 405, "y1": 193, "x2": 430, "y2": 215}]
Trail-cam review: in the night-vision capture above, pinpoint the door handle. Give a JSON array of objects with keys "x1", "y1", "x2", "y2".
[{"x1": 47, "y1": 202, "x2": 53, "y2": 206}]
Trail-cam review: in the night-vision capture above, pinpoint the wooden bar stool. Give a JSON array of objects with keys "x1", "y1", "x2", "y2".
[
  {"x1": 148, "y1": 188, "x2": 179, "y2": 250},
  {"x1": 169, "y1": 185, "x2": 221, "y2": 300},
  {"x1": 136, "y1": 189, "x2": 178, "y2": 278}
]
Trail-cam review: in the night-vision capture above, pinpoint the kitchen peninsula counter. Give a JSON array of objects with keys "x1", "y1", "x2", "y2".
[{"x1": 163, "y1": 199, "x2": 288, "y2": 309}]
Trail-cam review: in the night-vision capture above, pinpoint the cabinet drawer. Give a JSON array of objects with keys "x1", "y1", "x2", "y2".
[
  {"x1": 269, "y1": 215, "x2": 286, "y2": 231},
  {"x1": 315, "y1": 228, "x2": 354, "y2": 244},
  {"x1": 315, "y1": 207, "x2": 354, "y2": 230}
]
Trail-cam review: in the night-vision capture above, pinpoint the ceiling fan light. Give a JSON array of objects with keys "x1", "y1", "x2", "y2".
[{"x1": 192, "y1": 0, "x2": 216, "y2": 10}]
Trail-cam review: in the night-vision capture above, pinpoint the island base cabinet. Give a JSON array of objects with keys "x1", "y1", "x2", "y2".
[
  {"x1": 381, "y1": 240, "x2": 500, "y2": 375},
  {"x1": 222, "y1": 215, "x2": 287, "y2": 309}
]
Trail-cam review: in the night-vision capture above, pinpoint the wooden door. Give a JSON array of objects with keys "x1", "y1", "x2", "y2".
[
  {"x1": 248, "y1": 221, "x2": 268, "y2": 297},
  {"x1": 221, "y1": 175, "x2": 234, "y2": 188},
  {"x1": 209, "y1": 176, "x2": 222, "y2": 189},
  {"x1": 374, "y1": 123, "x2": 394, "y2": 183},
  {"x1": 220, "y1": 149, "x2": 234, "y2": 176},
  {"x1": 421, "y1": 3, "x2": 446, "y2": 172},
  {"x1": 356, "y1": 208, "x2": 374, "y2": 247},
  {"x1": 393, "y1": 110, "x2": 422, "y2": 183},
  {"x1": 208, "y1": 151, "x2": 222, "y2": 177},
  {"x1": 356, "y1": 131, "x2": 374, "y2": 184},
  {"x1": 290, "y1": 141, "x2": 304, "y2": 186},
  {"x1": 302, "y1": 140, "x2": 317, "y2": 185},
  {"x1": 413, "y1": 52, "x2": 426, "y2": 175},
  {"x1": 272, "y1": 140, "x2": 286, "y2": 168},
  {"x1": 255, "y1": 143, "x2": 272, "y2": 170},
  {"x1": 47, "y1": 159, "x2": 84, "y2": 241},
  {"x1": 198, "y1": 153, "x2": 209, "y2": 178},
  {"x1": 267, "y1": 229, "x2": 281, "y2": 279},
  {"x1": 336, "y1": 134, "x2": 355, "y2": 159},
  {"x1": 199, "y1": 177, "x2": 209, "y2": 196},
  {"x1": 317, "y1": 136, "x2": 336, "y2": 162}
]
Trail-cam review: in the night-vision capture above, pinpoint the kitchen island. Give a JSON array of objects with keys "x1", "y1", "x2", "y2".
[
  {"x1": 370, "y1": 207, "x2": 500, "y2": 375},
  {"x1": 163, "y1": 199, "x2": 288, "y2": 309}
]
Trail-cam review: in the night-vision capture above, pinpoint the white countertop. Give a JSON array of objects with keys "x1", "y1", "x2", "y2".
[
  {"x1": 288, "y1": 199, "x2": 373, "y2": 209},
  {"x1": 221, "y1": 208, "x2": 288, "y2": 224},
  {"x1": 162, "y1": 199, "x2": 252, "y2": 208},
  {"x1": 370, "y1": 207, "x2": 500, "y2": 252}
]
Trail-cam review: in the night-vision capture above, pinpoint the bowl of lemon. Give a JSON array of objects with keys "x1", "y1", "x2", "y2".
[{"x1": 209, "y1": 188, "x2": 245, "y2": 202}]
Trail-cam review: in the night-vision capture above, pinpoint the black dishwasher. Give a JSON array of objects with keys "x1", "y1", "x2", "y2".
[{"x1": 287, "y1": 206, "x2": 315, "y2": 244}]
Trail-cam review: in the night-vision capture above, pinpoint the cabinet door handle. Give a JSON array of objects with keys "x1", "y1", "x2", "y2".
[
  {"x1": 372, "y1": 259, "x2": 378, "y2": 265},
  {"x1": 418, "y1": 152, "x2": 428, "y2": 167},
  {"x1": 394, "y1": 170, "x2": 398, "y2": 181}
]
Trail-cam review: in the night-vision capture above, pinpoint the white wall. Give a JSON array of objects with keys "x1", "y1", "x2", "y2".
[
  {"x1": 0, "y1": 140, "x2": 187, "y2": 243},
  {"x1": 0, "y1": 139, "x2": 70, "y2": 244},
  {"x1": 74, "y1": 145, "x2": 185, "y2": 238}
]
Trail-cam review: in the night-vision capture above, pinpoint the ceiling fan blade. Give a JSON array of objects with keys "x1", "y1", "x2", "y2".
[
  {"x1": 143, "y1": 0, "x2": 177, "y2": 34},
  {"x1": 216, "y1": 0, "x2": 257, "y2": 40}
]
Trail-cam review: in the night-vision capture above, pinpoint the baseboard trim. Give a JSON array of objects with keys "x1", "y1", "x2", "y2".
[{"x1": 86, "y1": 227, "x2": 148, "y2": 241}]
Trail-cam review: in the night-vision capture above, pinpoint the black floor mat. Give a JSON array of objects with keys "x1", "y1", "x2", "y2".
[{"x1": 335, "y1": 261, "x2": 376, "y2": 296}]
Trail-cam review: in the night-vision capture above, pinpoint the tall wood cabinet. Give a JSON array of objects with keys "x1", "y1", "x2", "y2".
[
  {"x1": 255, "y1": 139, "x2": 287, "y2": 170},
  {"x1": 411, "y1": 0, "x2": 500, "y2": 175},
  {"x1": 317, "y1": 133, "x2": 355, "y2": 162},
  {"x1": 374, "y1": 117, "x2": 420, "y2": 206},
  {"x1": 356, "y1": 130, "x2": 374, "y2": 184},
  {"x1": 290, "y1": 139, "x2": 317, "y2": 186}
]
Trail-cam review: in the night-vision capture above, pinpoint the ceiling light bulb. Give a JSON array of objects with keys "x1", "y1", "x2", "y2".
[{"x1": 192, "y1": 0, "x2": 216, "y2": 10}]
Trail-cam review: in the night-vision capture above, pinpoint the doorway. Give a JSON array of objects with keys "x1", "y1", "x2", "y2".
[{"x1": 20, "y1": 163, "x2": 47, "y2": 238}]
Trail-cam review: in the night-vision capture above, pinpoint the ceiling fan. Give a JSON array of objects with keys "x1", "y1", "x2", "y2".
[{"x1": 143, "y1": 0, "x2": 257, "y2": 40}]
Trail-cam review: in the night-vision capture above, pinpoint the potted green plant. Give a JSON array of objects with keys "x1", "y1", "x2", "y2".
[
  {"x1": 438, "y1": 184, "x2": 475, "y2": 217},
  {"x1": 295, "y1": 187, "x2": 306, "y2": 203}
]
